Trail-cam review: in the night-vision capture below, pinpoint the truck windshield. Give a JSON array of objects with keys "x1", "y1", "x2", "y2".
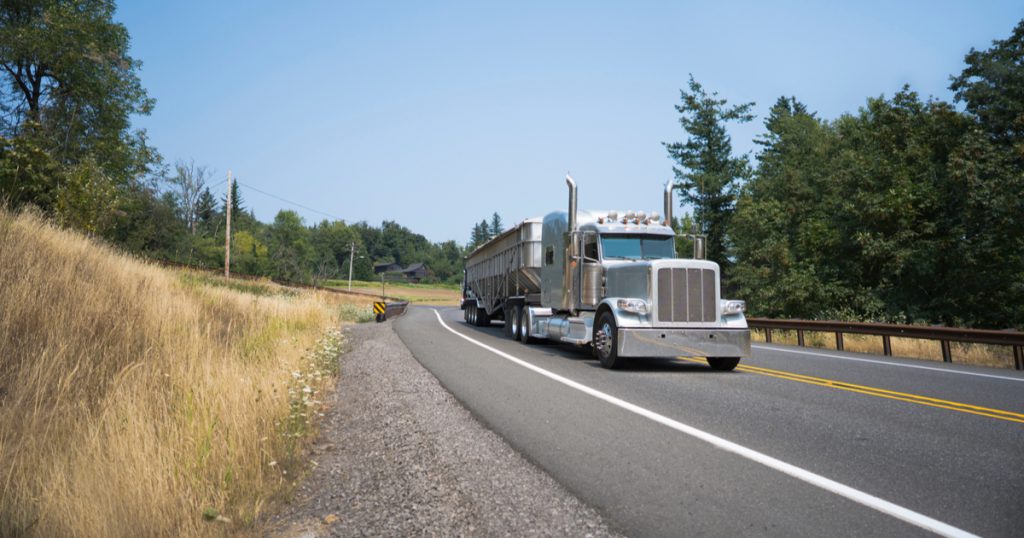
[{"x1": 600, "y1": 235, "x2": 675, "y2": 260}]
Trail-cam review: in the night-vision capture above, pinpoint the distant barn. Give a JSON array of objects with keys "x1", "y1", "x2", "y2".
[
  {"x1": 401, "y1": 262, "x2": 429, "y2": 283},
  {"x1": 374, "y1": 262, "x2": 402, "y2": 274}
]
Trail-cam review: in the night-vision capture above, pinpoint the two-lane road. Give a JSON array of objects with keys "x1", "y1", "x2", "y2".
[{"x1": 394, "y1": 306, "x2": 1024, "y2": 537}]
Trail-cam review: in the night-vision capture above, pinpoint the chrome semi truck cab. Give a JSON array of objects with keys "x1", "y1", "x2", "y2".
[{"x1": 462, "y1": 176, "x2": 751, "y2": 370}]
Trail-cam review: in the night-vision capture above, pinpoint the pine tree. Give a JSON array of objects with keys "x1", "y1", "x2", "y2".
[
  {"x1": 490, "y1": 213, "x2": 504, "y2": 236},
  {"x1": 195, "y1": 188, "x2": 218, "y2": 234},
  {"x1": 663, "y1": 75, "x2": 754, "y2": 271},
  {"x1": 223, "y1": 179, "x2": 243, "y2": 215}
]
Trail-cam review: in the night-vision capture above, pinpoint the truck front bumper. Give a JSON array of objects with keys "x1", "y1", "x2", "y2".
[{"x1": 617, "y1": 328, "x2": 751, "y2": 358}]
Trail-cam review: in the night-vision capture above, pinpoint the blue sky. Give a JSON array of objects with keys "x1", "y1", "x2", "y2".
[{"x1": 117, "y1": 1, "x2": 1022, "y2": 244}]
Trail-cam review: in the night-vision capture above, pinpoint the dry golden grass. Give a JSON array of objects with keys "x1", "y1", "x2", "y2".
[
  {"x1": 751, "y1": 329, "x2": 1016, "y2": 369},
  {"x1": 0, "y1": 209, "x2": 372, "y2": 537}
]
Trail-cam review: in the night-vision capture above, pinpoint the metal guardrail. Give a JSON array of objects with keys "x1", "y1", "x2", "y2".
[
  {"x1": 374, "y1": 301, "x2": 410, "y2": 322},
  {"x1": 746, "y1": 318, "x2": 1024, "y2": 371}
]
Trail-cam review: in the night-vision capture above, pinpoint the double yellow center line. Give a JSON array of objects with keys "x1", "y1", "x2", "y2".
[{"x1": 679, "y1": 358, "x2": 1024, "y2": 424}]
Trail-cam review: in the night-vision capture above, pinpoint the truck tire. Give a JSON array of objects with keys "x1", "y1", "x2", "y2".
[
  {"x1": 475, "y1": 306, "x2": 490, "y2": 327},
  {"x1": 707, "y1": 357, "x2": 740, "y2": 371},
  {"x1": 519, "y1": 307, "x2": 535, "y2": 344},
  {"x1": 593, "y1": 311, "x2": 626, "y2": 369},
  {"x1": 510, "y1": 305, "x2": 522, "y2": 341}
]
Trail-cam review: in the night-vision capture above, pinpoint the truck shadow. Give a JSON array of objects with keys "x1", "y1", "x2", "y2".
[{"x1": 461, "y1": 321, "x2": 735, "y2": 374}]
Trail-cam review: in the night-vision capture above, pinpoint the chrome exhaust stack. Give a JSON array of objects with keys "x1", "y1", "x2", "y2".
[
  {"x1": 664, "y1": 180, "x2": 674, "y2": 226},
  {"x1": 566, "y1": 173, "x2": 577, "y2": 232}
]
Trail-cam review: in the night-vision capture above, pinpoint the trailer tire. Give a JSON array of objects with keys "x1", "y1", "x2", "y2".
[
  {"x1": 707, "y1": 357, "x2": 740, "y2": 371},
  {"x1": 594, "y1": 311, "x2": 626, "y2": 369}
]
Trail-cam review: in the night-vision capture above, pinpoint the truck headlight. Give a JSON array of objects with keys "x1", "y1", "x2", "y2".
[
  {"x1": 721, "y1": 300, "x2": 746, "y2": 315},
  {"x1": 617, "y1": 299, "x2": 649, "y2": 315}
]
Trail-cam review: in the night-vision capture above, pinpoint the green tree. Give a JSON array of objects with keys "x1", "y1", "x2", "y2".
[
  {"x1": 0, "y1": 0, "x2": 157, "y2": 213},
  {"x1": 232, "y1": 230, "x2": 270, "y2": 276},
  {"x1": 490, "y1": 212, "x2": 503, "y2": 236},
  {"x1": 828, "y1": 89, "x2": 972, "y2": 323},
  {"x1": 950, "y1": 19, "x2": 1024, "y2": 149},
  {"x1": 946, "y1": 20, "x2": 1024, "y2": 329},
  {"x1": 663, "y1": 75, "x2": 754, "y2": 271},
  {"x1": 731, "y1": 97, "x2": 843, "y2": 318},
  {"x1": 223, "y1": 178, "x2": 243, "y2": 216},
  {"x1": 268, "y1": 210, "x2": 313, "y2": 282},
  {"x1": 0, "y1": 127, "x2": 60, "y2": 209},
  {"x1": 468, "y1": 219, "x2": 492, "y2": 250},
  {"x1": 195, "y1": 187, "x2": 218, "y2": 235},
  {"x1": 310, "y1": 219, "x2": 362, "y2": 275}
]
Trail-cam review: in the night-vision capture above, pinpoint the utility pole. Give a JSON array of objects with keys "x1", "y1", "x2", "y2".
[
  {"x1": 224, "y1": 170, "x2": 232, "y2": 278},
  {"x1": 347, "y1": 242, "x2": 355, "y2": 291}
]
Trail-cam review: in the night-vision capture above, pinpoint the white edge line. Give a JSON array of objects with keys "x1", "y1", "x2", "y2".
[
  {"x1": 752, "y1": 344, "x2": 1024, "y2": 383},
  {"x1": 432, "y1": 309, "x2": 977, "y2": 538}
]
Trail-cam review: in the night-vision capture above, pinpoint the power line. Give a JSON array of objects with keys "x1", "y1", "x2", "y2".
[{"x1": 232, "y1": 179, "x2": 345, "y2": 221}]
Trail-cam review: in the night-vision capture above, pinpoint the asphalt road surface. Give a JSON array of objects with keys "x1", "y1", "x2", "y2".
[{"x1": 394, "y1": 306, "x2": 1024, "y2": 537}]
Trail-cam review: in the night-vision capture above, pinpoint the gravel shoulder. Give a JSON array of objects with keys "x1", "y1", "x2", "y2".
[{"x1": 263, "y1": 317, "x2": 621, "y2": 537}]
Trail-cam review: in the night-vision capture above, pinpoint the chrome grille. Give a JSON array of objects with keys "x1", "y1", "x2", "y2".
[{"x1": 656, "y1": 268, "x2": 717, "y2": 323}]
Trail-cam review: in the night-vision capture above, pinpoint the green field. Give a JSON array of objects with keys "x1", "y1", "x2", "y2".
[{"x1": 323, "y1": 279, "x2": 461, "y2": 305}]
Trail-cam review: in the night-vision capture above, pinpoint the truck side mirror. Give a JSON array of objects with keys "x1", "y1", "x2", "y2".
[{"x1": 693, "y1": 236, "x2": 706, "y2": 260}]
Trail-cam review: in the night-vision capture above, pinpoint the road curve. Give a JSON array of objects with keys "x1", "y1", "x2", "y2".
[{"x1": 394, "y1": 306, "x2": 1024, "y2": 537}]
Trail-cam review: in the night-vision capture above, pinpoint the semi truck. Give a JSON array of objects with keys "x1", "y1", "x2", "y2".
[{"x1": 461, "y1": 175, "x2": 751, "y2": 370}]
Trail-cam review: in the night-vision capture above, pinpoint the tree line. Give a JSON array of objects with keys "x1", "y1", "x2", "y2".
[
  {"x1": 2, "y1": 2, "x2": 1020, "y2": 327},
  {"x1": 666, "y1": 21, "x2": 1024, "y2": 329},
  {"x1": 467, "y1": 212, "x2": 504, "y2": 251}
]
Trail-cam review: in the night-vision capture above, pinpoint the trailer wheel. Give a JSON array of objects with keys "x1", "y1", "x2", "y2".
[
  {"x1": 510, "y1": 306, "x2": 522, "y2": 341},
  {"x1": 707, "y1": 357, "x2": 740, "y2": 371},
  {"x1": 464, "y1": 307, "x2": 469, "y2": 323},
  {"x1": 594, "y1": 312, "x2": 626, "y2": 369},
  {"x1": 467, "y1": 308, "x2": 476, "y2": 325}
]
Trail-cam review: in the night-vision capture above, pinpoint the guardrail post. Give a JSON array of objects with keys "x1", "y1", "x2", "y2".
[
  {"x1": 764, "y1": 328, "x2": 772, "y2": 344},
  {"x1": 797, "y1": 330, "x2": 805, "y2": 347},
  {"x1": 1015, "y1": 346, "x2": 1023, "y2": 371},
  {"x1": 940, "y1": 340, "x2": 952, "y2": 363},
  {"x1": 882, "y1": 335, "x2": 892, "y2": 356},
  {"x1": 835, "y1": 332, "x2": 844, "y2": 351}
]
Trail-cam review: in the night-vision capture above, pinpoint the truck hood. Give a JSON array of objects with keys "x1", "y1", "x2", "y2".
[{"x1": 604, "y1": 258, "x2": 724, "y2": 326}]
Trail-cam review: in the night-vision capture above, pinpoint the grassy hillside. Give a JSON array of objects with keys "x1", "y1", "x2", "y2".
[{"x1": 0, "y1": 209, "x2": 371, "y2": 536}]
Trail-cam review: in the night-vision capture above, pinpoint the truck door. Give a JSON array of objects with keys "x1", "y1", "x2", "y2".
[{"x1": 579, "y1": 232, "x2": 601, "y2": 308}]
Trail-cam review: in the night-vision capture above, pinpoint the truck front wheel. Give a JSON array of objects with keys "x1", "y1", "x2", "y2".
[
  {"x1": 707, "y1": 357, "x2": 740, "y2": 371},
  {"x1": 594, "y1": 312, "x2": 627, "y2": 369}
]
